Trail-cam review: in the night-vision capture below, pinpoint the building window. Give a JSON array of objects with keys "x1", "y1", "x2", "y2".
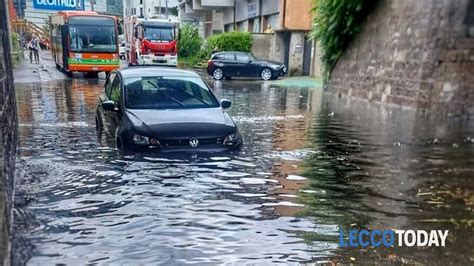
[
  {"x1": 248, "y1": 19, "x2": 254, "y2": 32},
  {"x1": 140, "y1": 7, "x2": 143, "y2": 16},
  {"x1": 140, "y1": 0, "x2": 143, "y2": 4},
  {"x1": 224, "y1": 24, "x2": 234, "y2": 32},
  {"x1": 268, "y1": 14, "x2": 278, "y2": 30},
  {"x1": 238, "y1": 21, "x2": 247, "y2": 32},
  {"x1": 253, "y1": 18, "x2": 260, "y2": 32}
]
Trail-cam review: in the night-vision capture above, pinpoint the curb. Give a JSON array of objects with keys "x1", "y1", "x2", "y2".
[{"x1": 39, "y1": 56, "x2": 49, "y2": 74}]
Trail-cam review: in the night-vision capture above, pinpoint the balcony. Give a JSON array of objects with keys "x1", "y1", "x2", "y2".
[
  {"x1": 193, "y1": 0, "x2": 234, "y2": 10},
  {"x1": 201, "y1": 0, "x2": 234, "y2": 7}
]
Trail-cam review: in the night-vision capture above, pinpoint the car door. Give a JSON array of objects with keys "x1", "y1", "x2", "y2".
[
  {"x1": 99, "y1": 72, "x2": 116, "y2": 131},
  {"x1": 104, "y1": 74, "x2": 122, "y2": 135},
  {"x1": 221, "y1": 53, "x2": 237, "y2": 76},
  {"x1": 235, "y1": 53, "x2": 254, "y2": 77}
]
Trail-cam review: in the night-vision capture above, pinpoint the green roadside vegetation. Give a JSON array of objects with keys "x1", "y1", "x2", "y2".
[
  {"x1": 311, "y1": 0, "x2": 377, "y2": 81},
  {"x1": 10, "y1": 32, "x2": 22, "y2": 68},
  {"x1": 178, "y1": 24, "x2": 252, "y2": 69}
]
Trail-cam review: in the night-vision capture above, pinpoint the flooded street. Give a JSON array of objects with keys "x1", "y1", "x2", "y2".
[{"x1": 13, "y1": 77, "x2": 474, "y2": 264}]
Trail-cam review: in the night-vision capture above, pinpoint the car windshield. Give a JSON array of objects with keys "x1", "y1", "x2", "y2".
[
  {"x1": 144, "y1": 26, "x2": 175, "y2": 42},
  {"x1": 124, "y1": 76, "x2": 220, "y2": 109}
]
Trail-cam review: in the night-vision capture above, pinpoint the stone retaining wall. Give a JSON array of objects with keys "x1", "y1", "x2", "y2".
[
  {"x1": 328, "y1": 0, "x2": 474, "y2": 117},
  {"x1": 1, "y1": 0, "x2": 18, "y2": 263}
]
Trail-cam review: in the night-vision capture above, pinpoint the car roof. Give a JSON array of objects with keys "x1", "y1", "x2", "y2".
[
  {"x1": 214, "y1": 51, "x2": 249, "y2": 55},
  {"x1": 118, "y1": 67, "x2": 200, "y2": 79}
]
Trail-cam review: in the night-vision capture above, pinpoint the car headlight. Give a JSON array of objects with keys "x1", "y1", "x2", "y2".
[
  {"x1": 270, "y1": 64, "x2": 282, "y2": 69},
  {"x1": 133, "y1": 134, "x2": 149, "y2": 145},
  {"x1": 223, "y1": 132, "x2": 241, "y2": 146}
]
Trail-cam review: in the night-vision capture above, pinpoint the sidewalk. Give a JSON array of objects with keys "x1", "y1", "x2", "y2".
[{"x1": 13, "y1": 49, "x2": 64, "y2": 83}]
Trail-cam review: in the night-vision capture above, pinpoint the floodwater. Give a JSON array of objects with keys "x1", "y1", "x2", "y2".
[{"x1": 13, "y1": 77, "x2": 474, "y2": 265}]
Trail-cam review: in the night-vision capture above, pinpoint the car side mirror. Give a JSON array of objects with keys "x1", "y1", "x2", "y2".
[
  {"x1": 248, "y1": 60, "x2": 252, "y2": 63},
  {"x1": 102, "y1": 100, "x2": 116, "y2": 111},
  {"x1": 221, "y1": 99, "x2": 232, "y2": 109}
]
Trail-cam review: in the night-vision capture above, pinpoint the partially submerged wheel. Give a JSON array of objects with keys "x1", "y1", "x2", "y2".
[{"x1": 213, "y1": 68, "x2": 224, "y2": 80}]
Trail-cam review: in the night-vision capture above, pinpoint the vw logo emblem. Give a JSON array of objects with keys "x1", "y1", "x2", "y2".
[{"x1": 189, "y1": 137, "x2": 199, "y2": 148}]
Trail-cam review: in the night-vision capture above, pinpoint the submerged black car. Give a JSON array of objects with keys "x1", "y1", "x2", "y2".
[
  {"x1": 207, "y1": 52, "x2": 286, "y2": 81},
  {"x1": 95, "y1": 67, "x2": 242, "y2": 151}
]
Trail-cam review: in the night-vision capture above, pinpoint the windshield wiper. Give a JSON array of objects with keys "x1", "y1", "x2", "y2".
[
  {"x1": 182, "y1": 92, "x2": 212, "y2": 107},
  {"x1": 147, "y1": 81, "x2": 185, "y2": 107}
]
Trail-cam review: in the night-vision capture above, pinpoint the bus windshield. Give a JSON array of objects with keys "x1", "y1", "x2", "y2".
[
  {"x1": 69, "y1": 16, "x2": 117, "y2": 53},
  {"x1": 144, "y1": 26, "x2": 175, "y2": 42}
]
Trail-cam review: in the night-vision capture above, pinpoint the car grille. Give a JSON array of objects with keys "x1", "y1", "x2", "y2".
[{"x1": 160, "y1": 137, "x2": 223, "y2": 147}]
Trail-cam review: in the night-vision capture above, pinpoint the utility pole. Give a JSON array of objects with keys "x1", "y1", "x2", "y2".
[
  {"x1": 165, "y1": 0, "x2": 168, "y2": 18},
  {"x1": 233, "y1": 0, "x2": 236, "y2": 31},
  {"x1": 158, "y1": 0, "x2": 161, "y2": 16},
  {"x1": 18, "y1": 0, "x2": 22, "y2": 18}
]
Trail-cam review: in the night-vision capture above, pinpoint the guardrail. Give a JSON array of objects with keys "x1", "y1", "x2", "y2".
[{"x1": 11, "y1": 19, "x2": 50, "y2": 47}]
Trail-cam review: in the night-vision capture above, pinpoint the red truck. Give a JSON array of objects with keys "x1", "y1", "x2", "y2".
[{"x1": 124, "y1": 16, "x2": 178, "y2": 66}]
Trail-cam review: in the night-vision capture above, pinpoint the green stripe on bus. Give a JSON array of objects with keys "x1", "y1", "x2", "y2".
[{"x1": 68, "y1": 58, "x2": 120, "y2": 65}]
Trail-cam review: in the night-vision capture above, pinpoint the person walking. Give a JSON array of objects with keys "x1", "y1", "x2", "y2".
[{"x1": 27, "y1": 35, "x2": 40, "y2": 64}]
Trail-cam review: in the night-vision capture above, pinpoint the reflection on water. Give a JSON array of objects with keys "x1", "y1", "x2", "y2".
[
  {"x1": 299, "y1": 96, "x2": 474, "y2": 264},
  {"x1": 13, "y1": 78, "x2": 473, "y2": 264}
]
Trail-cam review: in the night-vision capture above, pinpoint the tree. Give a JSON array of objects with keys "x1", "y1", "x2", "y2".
[{"x1": 178, "y1": 24, "x2": 202, "y2": 58}]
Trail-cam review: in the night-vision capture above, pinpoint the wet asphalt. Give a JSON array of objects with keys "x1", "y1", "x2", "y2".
[{"x1": 12, "y1": 62, "x2": 474, "y2": 264}]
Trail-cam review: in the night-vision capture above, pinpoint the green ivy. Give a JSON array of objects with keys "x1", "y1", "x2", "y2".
[{"x1": 311, "y1": 0, "x2": 377, "y2": 80}]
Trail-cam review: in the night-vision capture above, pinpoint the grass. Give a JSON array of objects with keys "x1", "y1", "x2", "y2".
[{"x1": 178, "y1": 56, "x2": 204, "y2": 69}]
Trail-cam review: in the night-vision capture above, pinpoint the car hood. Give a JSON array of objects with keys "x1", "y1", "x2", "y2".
[
  {"x1": 125, "y1": 108, "x2": 236, "y2": 138},
  {"x1": 255, "y1": 60, "x2": 283, "y2": 66}
]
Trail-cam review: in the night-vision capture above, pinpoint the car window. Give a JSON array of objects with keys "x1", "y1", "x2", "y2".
[
  {"x1": 236, "y1": 53, "x2": 251, "y2": 62},
  {"x1": 224, "y1": 53, "x2": 235, "y2": 61},
  {"x1": 124, "y1": 76, "x2": 220, "y2": 109},
  {"x1": 110, "y1": 75, "x2": 121, "y2": 104},
  {"x1": 104, "y1": 72, "x2": 116, "y2": 98}
]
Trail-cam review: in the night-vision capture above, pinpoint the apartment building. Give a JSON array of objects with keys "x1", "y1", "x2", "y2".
[
  {"x1": 180, "y1": 0, "x2": 318, "y2": 76},
  {"x1": 123, "y1": 0, "x2": 179, "y2": 18},
  {"x1": 228, "y1": 0, "x2": 316, "y2": 76},
  {"x1": 223, "y1": 0, "x2": 279, "y2": 33},
  {"x1": 178, "y1": 0, "x2": 233, "y2": 38}
]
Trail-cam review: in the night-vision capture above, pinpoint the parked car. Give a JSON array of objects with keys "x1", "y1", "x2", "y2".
[
  {"x1": 119, "y1": 41, "x2": 126, "y2": 59},
  {"x1": 207, "y1": 52, "x2": 286, "y2": 81},
  {"x1": 95, "y1": 67, "x2": 242, "y2": 151}
]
